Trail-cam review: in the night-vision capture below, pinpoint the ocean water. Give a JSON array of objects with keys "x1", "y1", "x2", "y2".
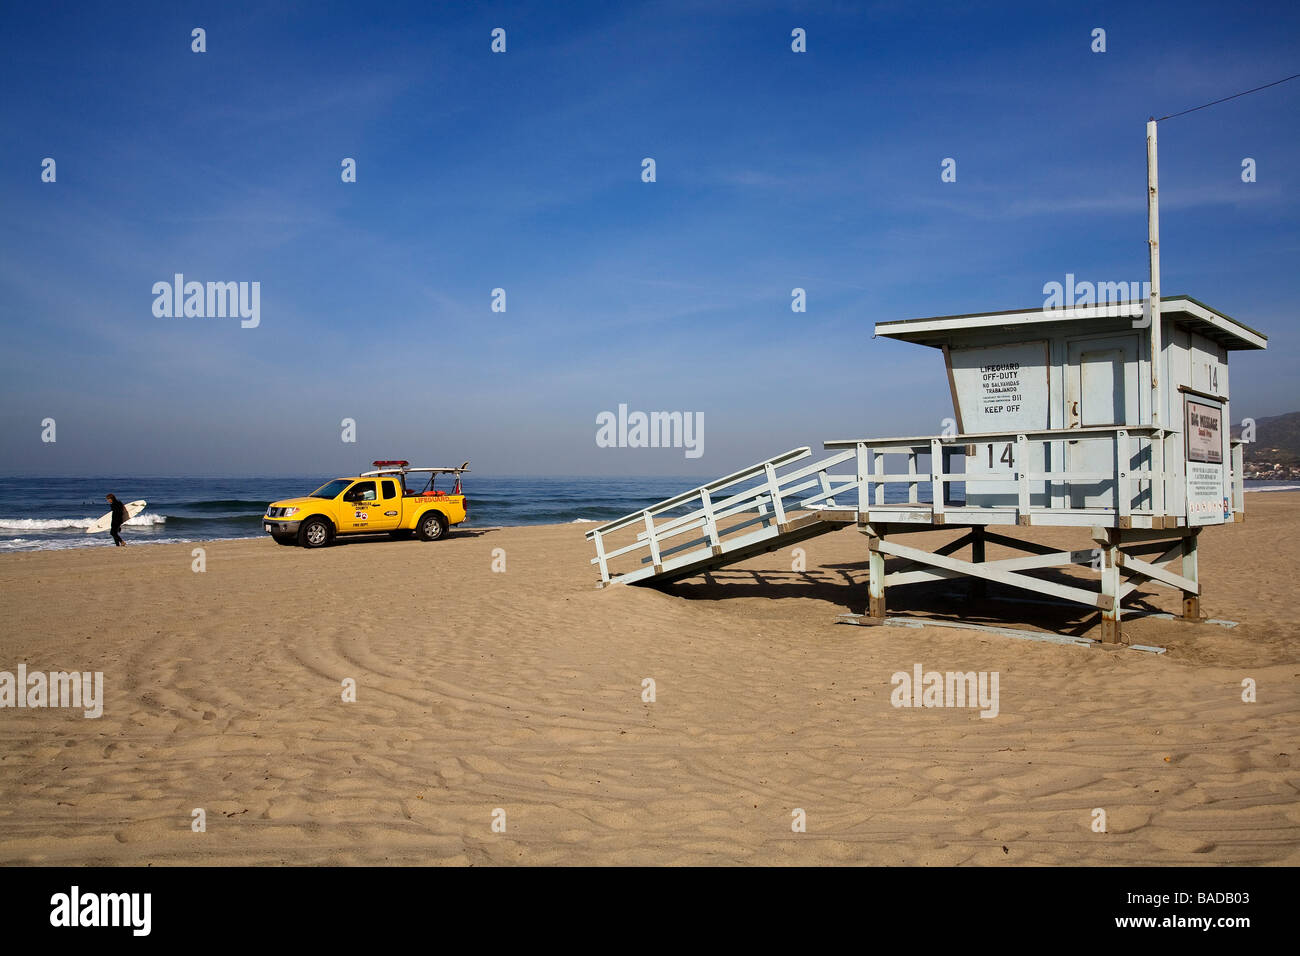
[
  {"x1": 0, "y1": 475, "x2": 716, "y2": 552},
  {"x1": 0, "y1": 475, "x2": 1289, "y2": 553}
]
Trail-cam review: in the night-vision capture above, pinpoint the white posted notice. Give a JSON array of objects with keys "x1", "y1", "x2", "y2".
[
  {"x1": 948, "y1": 341, "x2": 1050, "y2": 432},
  {"x1": 1185, "y1": 400, "x2": 1226, "y2": 526}
]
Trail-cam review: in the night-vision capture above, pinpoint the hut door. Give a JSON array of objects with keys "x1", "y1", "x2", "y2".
[{"x1": 1066, "y1": 336, "x2": 1138, "y2": 508}]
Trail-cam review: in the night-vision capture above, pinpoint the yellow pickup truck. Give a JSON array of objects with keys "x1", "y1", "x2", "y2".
[{"x1": 263, "y1": 460, "x2": 469, "y2": 548}]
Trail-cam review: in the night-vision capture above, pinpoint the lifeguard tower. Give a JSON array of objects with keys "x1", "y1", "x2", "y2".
[
  {"x1": 586, "y1": 123, "x2": 1267, "y2": 644},
  {"x1": 585, "y1": 295, "x2": 1264, "y2": 643}
]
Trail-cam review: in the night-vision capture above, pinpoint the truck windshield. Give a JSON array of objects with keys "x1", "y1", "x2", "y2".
[{"x1": 309, "y1": 479, "x2": 351, "y2": 499}]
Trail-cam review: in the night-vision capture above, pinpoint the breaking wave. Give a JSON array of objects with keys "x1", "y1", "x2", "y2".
[{"x1": 0, "y1": 514, "x2": 167, "y2": 531}]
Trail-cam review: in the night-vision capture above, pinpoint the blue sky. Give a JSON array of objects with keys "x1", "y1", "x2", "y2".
[{"x1": 1, "y1": 0, "x2": 1296, "y2": 476}]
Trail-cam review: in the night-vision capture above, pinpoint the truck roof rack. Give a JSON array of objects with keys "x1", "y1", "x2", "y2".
[{"x1": 360, "y1": 461, "x2": 470, "y2": 477}]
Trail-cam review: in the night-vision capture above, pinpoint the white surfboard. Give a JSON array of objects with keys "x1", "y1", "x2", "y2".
[{"x1": 86, "y1": 500, "x2": 147, "y2": 534}]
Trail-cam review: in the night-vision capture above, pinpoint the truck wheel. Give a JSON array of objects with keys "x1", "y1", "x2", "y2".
[
  {"x1": 416, "y1": 512, "x2": 447, "y2": 541},
  {"x1": 298, "y1": 517, "x2": 332, "y2": 548},
  {"x1": 271, "y1": 534, "x2": 297, "y2": 546}
]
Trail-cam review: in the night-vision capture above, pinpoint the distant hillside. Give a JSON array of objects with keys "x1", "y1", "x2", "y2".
[{"x1": 1232, "y1": 411, "x2": 1300, "y2": 468}]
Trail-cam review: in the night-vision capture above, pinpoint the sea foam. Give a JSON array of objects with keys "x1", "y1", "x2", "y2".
[{"x1": 0, "y1": 514, "x2": 166, "y2": 531}]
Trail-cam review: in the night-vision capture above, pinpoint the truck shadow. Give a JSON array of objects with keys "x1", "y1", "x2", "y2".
[{"x1": 325, "y1": 527, "x2": 497, "y2": 546}]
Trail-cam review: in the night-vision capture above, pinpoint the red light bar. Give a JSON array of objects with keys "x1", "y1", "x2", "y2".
[{"x1": 371, "y1": 460, "x2": 409, "y2": 467}]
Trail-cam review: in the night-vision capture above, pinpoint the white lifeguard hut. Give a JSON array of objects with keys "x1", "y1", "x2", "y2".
[
  {"x1": 874, "y1": 294, "x2": 1264, "y2": 524},
  {"x1": 833, "y1": 293, "x2": 1264, "y2": 641},
  {"x1": 586, "y1": 121, "x2": 1267, "y2": 643}
]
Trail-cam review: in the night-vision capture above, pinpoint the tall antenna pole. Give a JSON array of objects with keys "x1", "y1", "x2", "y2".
[
  {"x1": 1145, "y1": 118, "x2": 1162, "y2": 425},
  {"x1": 1146, "y1": 118, "x2": 1165, "y2": 514}
]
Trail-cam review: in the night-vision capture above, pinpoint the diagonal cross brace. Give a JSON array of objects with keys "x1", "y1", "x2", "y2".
[{"x1": 873, "y1": 538, "x2": 1114, "y2": 611}]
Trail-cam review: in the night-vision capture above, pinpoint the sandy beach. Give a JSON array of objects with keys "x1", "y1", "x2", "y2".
[{"x1": 1, "y1": 493, "x2": 1297, "y2": 866}]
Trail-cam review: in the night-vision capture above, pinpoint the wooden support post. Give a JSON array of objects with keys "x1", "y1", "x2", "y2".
[
  {"x1": 593, "y1": 530, "x2": 610, "y2": 584},
  {"x1": 817, "y1": 470, "x2": 835, "y2": 507},
  {"x1": 1151, "y1": 430, "x2": 1166, "y2": 518},
  {"x1": 873, "y1": 451, "x2": 885, "y2": 507},
  {"x1": 867, "y1": 533, "x2": 887, "y2": 619},
  {"x1": 1098, "y1": 529, "x2": 1123, "y2": 644},
  {"x1": 930, "y1": 439, "x2": 945, "y2": 521},
  {"x1": 856, "y1": 442, "x2": 870, "y2": 516},
  {"x1": 1016, "y1": 433, "x2": 1030, "y2": 518},
  {"x1": 970, "y1": 524, "x2": 987, "y2": 600},
  {"x1": 1231, "y1": 441, "x2": 1245, "y2": 519},
  {"x1": 1181, "y1": 528, "x2": 1201, "y2": 622},
  {"x1": 643, "y1": 511, "x2": 662, "y2": 574},
  {"x1": 1116, "y1": 429, "x2": 1130, "y2": 524},
  {"x1": 699, "y1": 487, "x2": 721, "y2": 551},
  {"x1": 763, "y1": 463, "x2": 787, "y2": 527}
]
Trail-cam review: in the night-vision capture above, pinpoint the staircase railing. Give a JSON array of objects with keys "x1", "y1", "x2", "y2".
[
  {"x1": 586, "y1": 424, "x2": 1206, "y2": 585},
  {"x1": 585, "y1": 447, "x2": 856, "y2": 584}
]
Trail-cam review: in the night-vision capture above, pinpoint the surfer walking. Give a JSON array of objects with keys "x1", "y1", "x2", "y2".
[{"x1": 106, "y1": 494, "x2": 128, "y2": 547}]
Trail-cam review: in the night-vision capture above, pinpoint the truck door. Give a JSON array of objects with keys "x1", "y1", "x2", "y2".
[
  {"x1": 339, "y1": 480, "x2": 380, "y2": 532},
  {"x1": 372, "y1": 479, "x2": 403, "y2": 531}
]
